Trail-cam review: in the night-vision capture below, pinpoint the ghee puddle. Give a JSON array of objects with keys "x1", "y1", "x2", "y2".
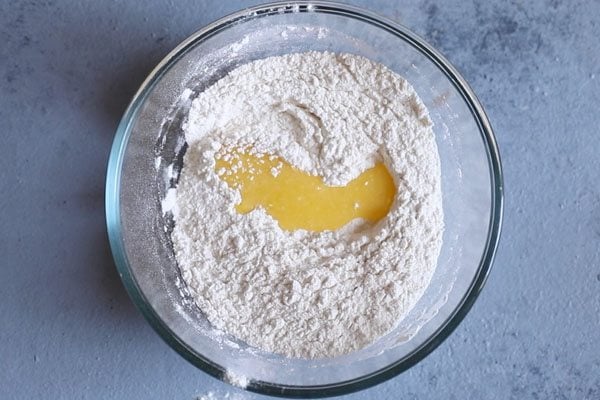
[{"x1": 215, "y1": 149, "x2": 396, "y2": 231}]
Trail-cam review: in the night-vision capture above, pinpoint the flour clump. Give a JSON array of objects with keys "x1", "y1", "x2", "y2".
[{"x1": 171, "y1": 51, "x2": 443, "y2": 358}]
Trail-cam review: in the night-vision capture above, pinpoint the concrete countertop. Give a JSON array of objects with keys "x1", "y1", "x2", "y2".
[{"x1": 1, "y1": 1, "x2": 599, "y2": 399}]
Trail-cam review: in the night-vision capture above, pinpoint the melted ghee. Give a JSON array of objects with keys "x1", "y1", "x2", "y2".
[{"x1": 215, "y1": 149, "x2": 396, "y2": 232}]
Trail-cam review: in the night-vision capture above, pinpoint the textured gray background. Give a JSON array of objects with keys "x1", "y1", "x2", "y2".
[{"x1": 1, "y1": 0, "x2": 599, "y2": 399}]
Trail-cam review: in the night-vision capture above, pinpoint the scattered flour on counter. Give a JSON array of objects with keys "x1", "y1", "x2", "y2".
[
  {"x1": 195, "y1": 392, "x2": 246, "y2": 400},
  {"x1": 196, "y1": 392, "x2": 219, "y2": 400},
  {"x1": 223, "y1": 369, "x2": 249, "y2": 389},
  {"x1": 172, "y1": 51, "x2": 443, "y2": 358}
]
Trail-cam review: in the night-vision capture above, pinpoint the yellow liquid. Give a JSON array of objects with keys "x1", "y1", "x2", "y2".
[{"x1": 215, "y1": 150, "x2": 396, "y2": 232}]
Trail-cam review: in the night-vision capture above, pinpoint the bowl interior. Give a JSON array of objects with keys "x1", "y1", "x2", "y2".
[{"x1": 108, "y1": 3, "x2": 500, "y2": 396}]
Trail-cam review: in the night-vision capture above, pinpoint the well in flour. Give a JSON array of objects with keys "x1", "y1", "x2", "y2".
[{"x1": 171, "y1": 51, "x2": 443, "y2": 358}]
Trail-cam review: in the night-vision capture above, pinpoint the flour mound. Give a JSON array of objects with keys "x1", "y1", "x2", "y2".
[{"x1": 172, "y1": 51, "x2": 443, "y2": 358}]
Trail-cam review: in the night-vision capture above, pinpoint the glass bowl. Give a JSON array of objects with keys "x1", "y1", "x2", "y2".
[{"x1": 105, "y1": 1, "x2": 503, "y2": 397}]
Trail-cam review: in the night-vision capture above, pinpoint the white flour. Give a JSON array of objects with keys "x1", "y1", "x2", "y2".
[
  {"x1": 195, "y1": 392, "x2": 245, "y2": 400},
  {"x1": 172, "y1": 51, "x2": 443, "y2": 358}
]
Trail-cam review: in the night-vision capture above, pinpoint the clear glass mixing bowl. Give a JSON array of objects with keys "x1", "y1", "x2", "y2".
[{"x1": 106, "y1": 2, "x2": 503, "y2": 397}]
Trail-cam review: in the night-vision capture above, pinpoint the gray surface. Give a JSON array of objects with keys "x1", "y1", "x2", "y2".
[{"x1": 1, "y1": 0, "x2": 598, "y2": 399}]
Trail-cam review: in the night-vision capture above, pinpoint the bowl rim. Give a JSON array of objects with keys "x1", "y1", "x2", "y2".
[{"x1": 105, "y1": 1, "x2": 504, "y2": 397}]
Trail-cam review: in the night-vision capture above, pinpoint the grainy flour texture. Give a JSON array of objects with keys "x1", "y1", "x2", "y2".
[{"x1": 172, "y1": 51, "x2": 443, "y2": 358}]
